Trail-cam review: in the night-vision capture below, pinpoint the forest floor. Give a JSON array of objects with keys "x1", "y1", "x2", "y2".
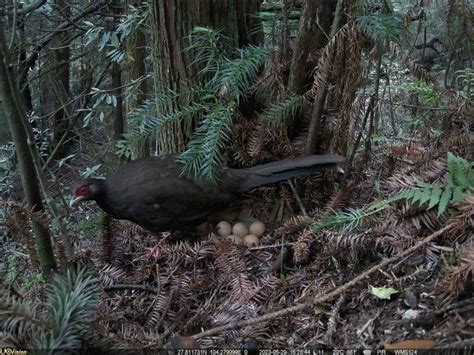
[{"x1": 1, "y1": 129, "x2": 472, "y2": 351}]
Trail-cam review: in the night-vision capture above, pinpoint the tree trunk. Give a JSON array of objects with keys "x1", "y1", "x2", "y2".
[
  {"x1": 148, "y1": 0, "x2": 262, "y2": 154},
  {"x1": 0, "y1": 22, "x2": 56, "y2": 276},
  {"x1": 306, "y1": 0, "x2": 344, "y2": 155},
  {"x1": 17, "y1": 12, "x2": 33, "y2": 112},
  {"x1": 288, "y1": 0, "x2": 336, "y2": 95},
  {"x1": 127, "y1": 0, "x2": 148, "y2": 158},
  {"x1": 52, "y1": 0, "x2": 71, "y2": 156}
]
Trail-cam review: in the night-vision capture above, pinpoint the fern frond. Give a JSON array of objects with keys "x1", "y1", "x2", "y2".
[
  {"x1": 260, "y1": 95, "x2": 304, "y2": 126},
  {"x1": 389, "y1": 153, "x2": 473, "y2": 216},
  {"x1": 186, "y1": 26, "x2": 230, "y2": 79},
  {"x1": 0, "y1": 293, "x2": 45, "y2": 342},
  {"x1": 32, "y1": 267, "x2": 100, "y2": 350},
  {"x1": 179, "y1": 104, "x2": 235, "y2": 182},
  {"x1": 356, "y1": 14, "x2": 405, "y2": 46},
  {"x1": 313, "y1": 203, "x2": 387, "y2": 233},
  {"x1": 215, "y1": 46, "x2": 269, "y2": 100}
]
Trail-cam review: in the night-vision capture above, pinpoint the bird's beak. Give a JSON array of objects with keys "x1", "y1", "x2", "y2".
[{"x1": 69, "y1": 196, "x2": 85, "y2": 208}]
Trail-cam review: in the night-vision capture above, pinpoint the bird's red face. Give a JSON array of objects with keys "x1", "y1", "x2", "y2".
[
  {"x1": 74, "y1": 184, "x2": 93, "y2": 198},
  {"x1": 70, "y1": 183, "x2": 95, "y2": 207}
]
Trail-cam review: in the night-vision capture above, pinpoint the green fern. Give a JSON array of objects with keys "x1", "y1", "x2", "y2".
[
  {"x1": 214, "y1": 45, "x2": 269, "y2": 101},
  {"x1": 260, "y1": 95, "x2": 304, "y2": 126},
  {"x1": 390, "y1": 153, "x2": 473, "y2": 216},
  {"x1": 117, "y1": 26, "x2": 269, "y2": 181},
  {"x1": 186, "y1": 26, "x2": 231, "y2": 80},
  {"x1": 1, "y1": 266, "x2": 102, "y2": 351},
  {"x1": 313, "y1": 200, "x2": 388, "y2": 233},
  {"x1": 179, "y1": 104, "x2": 234, "y2": 182},
  {"x1": 356, "y1": 13, "x2": 405, "y2": 46},
  {"x1": 312, "y1": 153, "x2": 472, "y2": 232}
]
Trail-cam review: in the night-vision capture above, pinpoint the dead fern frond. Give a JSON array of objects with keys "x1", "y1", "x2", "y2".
[
  {"x1": 147, "y1": 290, "x2": 172, "y2": 329},
  {"x1": 293, "y1": 228, "x2": 316, "y2": 264},
  {"x1": 4, "y1": 201, "x2": 38, "y2": 267},
  {"x1": 275, "y1": 215, "x2": 310, "y2": 237},
  {"x1": 388, "y1": 42, "x2": 441, "y2": 89},
  {"x1": 308, "y1": 24, "x2": 351, "y2": 97},
  {"x1": 440, "y1": 242, "x2": 474, "y2": 301},
  {"x1": 99, "y1": 264, "x2": 127, "y2": 286}
]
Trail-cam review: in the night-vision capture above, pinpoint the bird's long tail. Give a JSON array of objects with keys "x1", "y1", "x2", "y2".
[{"x1": 238, "y1": 154, "x2": 345, "y2": 192}]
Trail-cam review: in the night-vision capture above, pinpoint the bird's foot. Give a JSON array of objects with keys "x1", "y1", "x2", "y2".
[{"x1": 134, "y1": 231, "x2": 172, "y2": 261}]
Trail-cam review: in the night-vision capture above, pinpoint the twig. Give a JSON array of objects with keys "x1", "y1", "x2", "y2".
[
  {"x1": 250, "y1": 242, "x2": 294, "y2": 251},
  {"x1": 191, "y1": 223, "x2": 453, "y2": 340},
  {"x1": 288, "y1": 179, "x2": 308, "y2": 218},
  {"x1": 357, "y1": 310, "x2": 381, "y2": 337},
  {"x1": 104, "y1": 284, "x2": 156, "y2": 293}
]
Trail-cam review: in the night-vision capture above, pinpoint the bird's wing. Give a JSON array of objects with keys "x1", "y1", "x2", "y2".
[{"x1": 107, "y1": 176, "x2": 233, "y2": 226}]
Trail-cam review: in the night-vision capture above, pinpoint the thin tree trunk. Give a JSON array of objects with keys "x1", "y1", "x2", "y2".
[
  {"x1": 111, "y1": 0, "x2": 124, "y2": 143},
  {"x1": 288, "y1": 0, "x2": 336, "y2": 95},
  {"x1": 0, "y1": 22, "x2": 56, "y2": 276},
  {"x1": 52, "y1": 0, "x2": 71, "y2": 156},
  {"x1": 17, "y1": 12, "x2": 33, "y2": 112},
  {"x1": 127, "y1": 0, "x2": 148, "y2": 158},
  {"x1": 111, "y1": 61, "x2": 124, "y2": 141}
]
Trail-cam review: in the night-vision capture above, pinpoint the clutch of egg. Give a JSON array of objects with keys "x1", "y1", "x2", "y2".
[{"x1": 216, "y1": 220, "x2": 266, "y2": 247}]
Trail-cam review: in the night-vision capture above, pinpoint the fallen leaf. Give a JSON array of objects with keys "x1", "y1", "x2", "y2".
[{"x1": 370, "y1": 285, "x2": 399, "y2": 300}]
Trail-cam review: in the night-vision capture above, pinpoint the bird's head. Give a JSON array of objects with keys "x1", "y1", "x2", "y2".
[{"x1": 70, "y1": 179, "x2": 103, "y2": 207}]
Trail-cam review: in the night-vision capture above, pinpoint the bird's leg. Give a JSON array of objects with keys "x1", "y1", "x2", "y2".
[{"x1": 135, "y1": 231, "x2": 172, "y2": 261}]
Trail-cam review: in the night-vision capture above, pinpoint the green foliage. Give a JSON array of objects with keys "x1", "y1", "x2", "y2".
[
  {"x1": 117, "y1": 88, "x2": 210, "y2": 159},
  {"x1": 80, "y1": 164, "x2": 103, "y2": 179},
  {"x1": 0, "y1": 266, "x2": 101, "y2": 351},
  {"x1": 186, "y1": 27, "x2": 231, "y2": 79},
  {"x1": 83, "y1": 3, "x2": 149, "y2": 63},
  {"x1": 214, "y1": 45, "x2": 269, "y2": 101},
  {"x1": 453, "y1": 68, "x2": 474, "y2": 99},
  {"x1": 356, "y1": 13, "x2": 405, "y2": 46},
  {"x1": 260, "y1": 95, "x2": 304, "y2": 126},
  {"x1": 390, "y1": 153, "x2": 473, "y2": 216},
  {"x1": 312, "y1": 201, "x2": 387, "y2": 233},
  {"x1": 179, "y1": 104, "x2": 234, "y2": 182},
  {"x1": 119, "y1": 27, "x2": 269, "y2": 181},
  {"x1": 404, "y1": 80, "x2": 439, "y2": 106},
  {"x1": 313, "y1": 153, "x2": 472, "y2": 232},
  {"x1": 73, "y1": 215, "x2": 103, "y2": 240},
  {"x1": 370, "y1": 286, "x2": 399, "y2": 300}
]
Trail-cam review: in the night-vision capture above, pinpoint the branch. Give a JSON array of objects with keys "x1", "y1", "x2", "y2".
[
  {"x1": 0, "y1": 0, "x2": 46, "y2": 16},
  {"x1": 104, "y1": 284, "x2": 156, "y2": 293},
  {"x1": 191, "y1": 223, "x2": 453, "y2": 340},
  {"x1": 21, "y1": 1, "x2": 110, "y2": 76}
]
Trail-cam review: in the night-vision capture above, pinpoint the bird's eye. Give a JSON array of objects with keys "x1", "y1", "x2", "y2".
[{"x1": 79, "y1": 186, "x2": 88, "y2": 194}]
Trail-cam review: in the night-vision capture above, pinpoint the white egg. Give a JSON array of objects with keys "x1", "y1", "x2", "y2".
[
  {"x1": 232, "y1": 222, "x2": 249, "y2": 238},
  {"x1": 243, "y1": 234, "x2": 259, "y2": 247},
  {"x1": 249, "y1": 220, "x2": 266, "y2": 237},
  {"x1": 216, "y1": 221, "x2": 232, "y2": 238}
]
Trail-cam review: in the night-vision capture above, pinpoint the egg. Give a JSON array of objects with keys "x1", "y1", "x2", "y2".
[
  {"x1": 216, "y1": 221, "x2": 232, "y2": 237},
  {"x1": 249, "y1": 220, "x2": 265, "y2": 237},
  {"x1": 243, "y1": 234, "x2": 259, "y2": 247},
  {"x1": 227, "y1": 234, "x2": 242, "y2": 244},
  {"x1": 232, "y1": 222, "x2": 248, "y2": 238}
]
